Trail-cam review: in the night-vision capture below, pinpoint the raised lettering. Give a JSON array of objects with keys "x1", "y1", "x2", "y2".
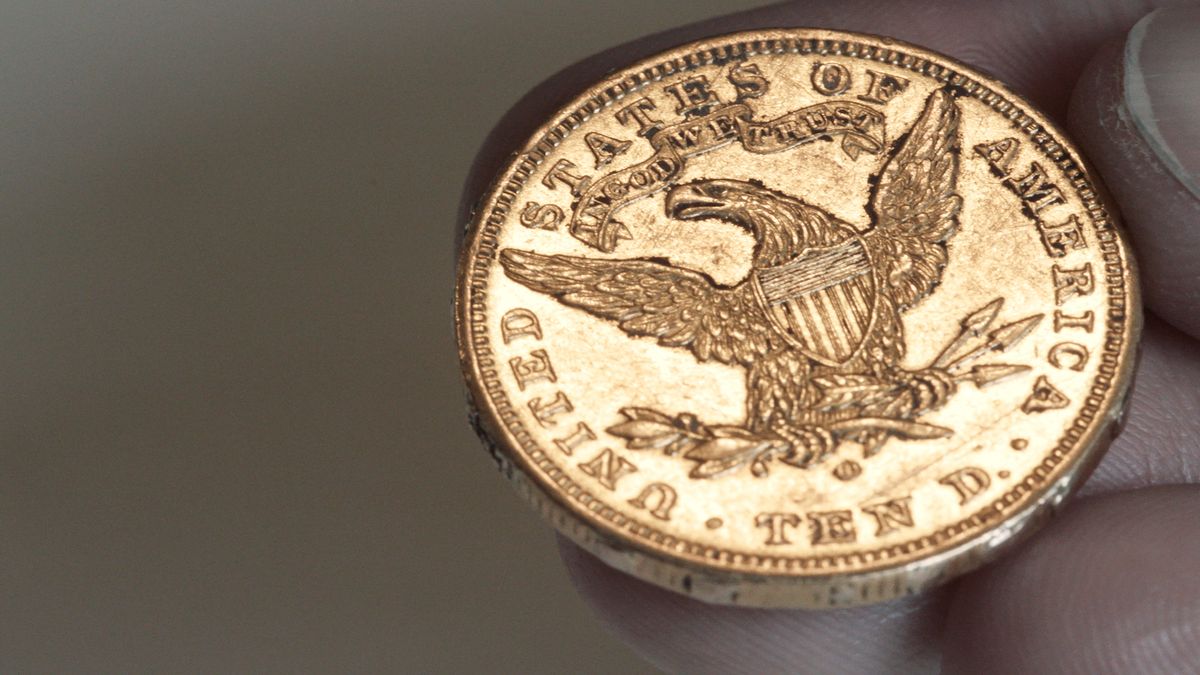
[
  {"x1": 663, "y1": 74, "x2": 721, "y2": 116},
  {"x1": 541, "y1": 159, "x2": 591, "y2": 195},
  {"x1": 553, "y1": 422, "x2": 595, "y2": 456},
  {"x1": 1052, "y1": 263, "x2": 1094, "y2": 305},
  {"x1": 527, "y1": 390, "x2": 573, "y2": 427},
  {"x1": 1005, "y1": 162, "x2": 1066, "y2": 214},
  {"x1": 662, "y1": 123, "x2": 708, "y2": 151},
  {"x1": 1054, "y1": 310, "x2": 1095, "y2": 333},
  {"x1": 615, "y1": 97, "x2": 663, "y2": 137},
  {"x1": 1022, "y1": 375, "x2": 1070, "y2": 413},
  {"x1": 518, "y1": 201, "x2": 564, "y2": 231},
  {"x1": 500, "y1": 308, "x2": 542, "y2": 344},
  {"x1": 1039, "y1": 214, "x2": 1087, "y2": 257},
  {"x1": 728, "y1": 62, "x2": 769, "y2": 100},
  {"x1": 808, "y1": 510, "x2": 857, "y2": 545},
  {"x1": 861, "y1": 497, "x2": 915, "y2": 536},
  {"x1": 811, "y1": 62, "x2": 852, "y2": 96},
  {"x1": 938, "y1": 467, "x2": 991, "y2": 505},
  {"x1": 584, "y1": 131, "x2": 632, "y2": 168},
  {"x1": 755, "y1": 512, "x2": 802, "y2": 545},
  {"x1": 1049, "y1": 342, "x2": 1089, "y2": 372},
  {"x1": 973, "y1": 137, "x2": 1020, "y2": 176},
  {"x1": 508, "y1": 349, "x2": 555, "y2": 390},
  {"x1": 579, "y1": 448, "x2": 637, "y2": 490},
  {"x1": 858, "y1": 69, "x2": 909, "y2": 104},
  {"x1": 628, "y1": 482, "x2": 677, "y2": 520}
]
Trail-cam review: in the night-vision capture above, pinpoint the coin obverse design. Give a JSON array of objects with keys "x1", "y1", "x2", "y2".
[{"x1": 455, "y1": 29, "x2": 1141, "y2": 608}]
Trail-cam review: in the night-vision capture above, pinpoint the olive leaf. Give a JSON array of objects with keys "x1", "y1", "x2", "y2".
[{"x1": 684, "y1": 436, "x2": 763, "y2": 461}]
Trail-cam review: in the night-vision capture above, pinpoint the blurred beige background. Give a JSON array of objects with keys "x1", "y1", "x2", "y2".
[{"x1": 0, "y1": 1, "x2": 765, "y2": 672}]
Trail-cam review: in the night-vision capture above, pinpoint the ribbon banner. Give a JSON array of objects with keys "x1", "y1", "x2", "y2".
[{"x1": 569, "y1": 100, "x2": 886, "y2": 252}]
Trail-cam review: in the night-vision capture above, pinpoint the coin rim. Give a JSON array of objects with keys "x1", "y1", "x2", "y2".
[{"x1": 454, "y1": 27, "x2": 1142, "y2": 607}]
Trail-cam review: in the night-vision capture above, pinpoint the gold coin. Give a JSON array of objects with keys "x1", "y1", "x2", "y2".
[{"x1": 455, "y1": 28, "x2": 1140, "y2": 608}]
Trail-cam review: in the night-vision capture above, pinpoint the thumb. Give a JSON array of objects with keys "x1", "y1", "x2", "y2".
[{"x1": 1069, "y1": 6, "x2": 1200, "y2": 340}]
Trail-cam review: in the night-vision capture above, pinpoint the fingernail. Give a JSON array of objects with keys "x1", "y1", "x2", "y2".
[{"x1": 1123, "y1": 7, "x2": 1200, "y2": 201}]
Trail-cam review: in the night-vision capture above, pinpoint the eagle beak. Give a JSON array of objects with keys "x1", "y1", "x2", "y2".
[{"x1": 666, "y1": 183, "x2": 728, "y2": 221}]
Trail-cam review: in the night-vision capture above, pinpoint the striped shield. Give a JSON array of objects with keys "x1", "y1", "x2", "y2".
[{"x1": 751, "y1": 237, "x2": 877, "y2": 366}]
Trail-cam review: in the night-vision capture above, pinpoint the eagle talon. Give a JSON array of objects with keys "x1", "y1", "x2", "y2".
[
  {"x1": 773, "y1": 424, "x2": 835, "y2": 468},
  {"x1": 497, "y1": 91, "x2": 965, "y2": 478},
  {"x1": 901, "y1": 367, "x2": 957, "y2": 412}
]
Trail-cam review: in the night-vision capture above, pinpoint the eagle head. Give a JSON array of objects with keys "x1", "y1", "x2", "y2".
[
  {"x1": 665, "y1": 178, "x2": 853, "y2": 267},
  {"x1": 665, "y1": 179, "x2": 767, "y2": 226}
]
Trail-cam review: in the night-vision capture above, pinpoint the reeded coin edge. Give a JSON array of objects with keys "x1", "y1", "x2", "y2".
[{"x1": 455, "y1": 29, "x2": 1141, "y2": 589}]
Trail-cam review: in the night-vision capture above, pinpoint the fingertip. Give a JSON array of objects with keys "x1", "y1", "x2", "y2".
[
  {"x1": 1123, "y1": 7, "x2": 1200, "y2": 201},
  {"x1": 1079, "y1": 316, "x2": 1200, "y2": 496},
  {"x1": 942, "y1": 486, "x2": 1200, "y2": 675},
  {"x1": 1068, "y1": 13, "x2": 1200, "y2": 339},
  {"x1": 458, "y1": 0, "x2": 1180, "y2": 233}
]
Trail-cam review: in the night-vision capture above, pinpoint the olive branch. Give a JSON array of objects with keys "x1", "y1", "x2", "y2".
[{"x1": 608, "y1": 297, "x2": 1042, "y2": 479}]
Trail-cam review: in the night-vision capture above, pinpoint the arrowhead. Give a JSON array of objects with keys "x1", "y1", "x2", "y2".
[
  {"x1": 987, "y1": 313, "x2": 1043, "y2": 351},
  {"x1": 614, "y1": 222, "x2": 633, "y2": 241},
  {"x1": 940, "y1": 311, "x2": 1043, "y2": 370},
  {"x1": 933, "y1": 298, "x2": 1005, "y2": 368},
  {"x1": 962, "y1": 298, "x2": 1004, "y2": 336}
]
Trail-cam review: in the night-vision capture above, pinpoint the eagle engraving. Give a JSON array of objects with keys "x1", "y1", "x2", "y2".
[{"x1": 500, "y1": 90, "x2": 1040, "y2": 479}]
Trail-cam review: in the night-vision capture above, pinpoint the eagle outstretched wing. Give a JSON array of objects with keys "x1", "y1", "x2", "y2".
[
  {"x1": 863, "y1": 89, "x2": 962, "y2": 310},
  {"x1": 498, "y1": 249, "x2": 775, "y2": 366}
]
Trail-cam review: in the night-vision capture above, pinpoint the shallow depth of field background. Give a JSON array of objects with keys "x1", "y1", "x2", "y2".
[{"x1": 0, "y1": 1, "x2": 771, "y2": 672}]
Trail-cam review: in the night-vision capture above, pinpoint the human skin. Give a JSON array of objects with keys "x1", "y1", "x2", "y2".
[{"x1": 459, "y1": 2, "x2": 1200, "y2": 672}]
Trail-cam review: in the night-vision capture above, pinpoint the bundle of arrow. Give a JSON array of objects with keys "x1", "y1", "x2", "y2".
[{"x1": 815, "y1": 297, "x2": 1042, "y2": 439}]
